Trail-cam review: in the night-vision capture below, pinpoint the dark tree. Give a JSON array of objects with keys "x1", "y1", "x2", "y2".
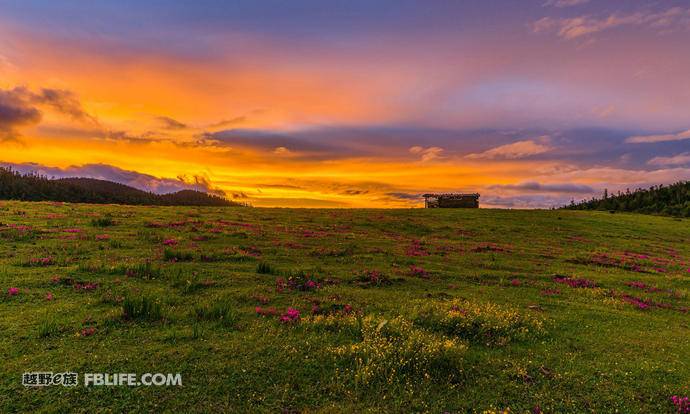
[
  {"x1": 561, "y1": 181, "x2": 690, "y2": 217},
  {"x1": 0, "y1": 167, "x2": 246, "y2": 207}
]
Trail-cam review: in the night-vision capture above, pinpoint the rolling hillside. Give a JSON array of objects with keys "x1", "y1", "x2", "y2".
[
  {"x1": 0, "y1": 167, "x2": 242, "y2": 207},
  {"x1": 0, "y1": 202, "x2": 688, "y2": 412}
]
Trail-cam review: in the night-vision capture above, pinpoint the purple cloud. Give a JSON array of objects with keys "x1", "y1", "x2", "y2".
[
  {"x1": 0, "y1": 86, "x2": 96, "y2": 140},
  {"x1": 489, "y1": 181, "x2": 595, "y2": 194},
  {"x1": 0, "y1": 162, "x2": 225, "y2": 196}
]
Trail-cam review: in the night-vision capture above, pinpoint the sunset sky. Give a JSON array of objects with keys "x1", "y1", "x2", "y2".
[{"x1": 1, "y1": 0, "x2": 689, "y2": 207}]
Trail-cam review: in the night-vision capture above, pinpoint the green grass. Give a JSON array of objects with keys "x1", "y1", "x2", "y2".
[
  {"x1": 37, "y1": 317, "x2": 60, "y2": 338},
  {"x1": 193, "y1": 298, "x2": 238, "y2": 327},
  {"x1": 163, "y1": 248, "x2": 195, "y2": 262},
  {"x1": 256, "y1": 261, "x2": 275, "y2": 275},
  {"x1": 0, "y1": 200, "x2": 688, "y2": 413},
  {"x1": 90, "y1": 216, "x2": 116, "y2": 227},
  {"x1": 122, "y1": 295, "x2": 164, "y2": 321}
]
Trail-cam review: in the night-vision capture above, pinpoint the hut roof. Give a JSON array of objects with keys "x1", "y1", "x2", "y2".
[{"x1": 422, "y1": 193, "x2": 480, "y2": 198}]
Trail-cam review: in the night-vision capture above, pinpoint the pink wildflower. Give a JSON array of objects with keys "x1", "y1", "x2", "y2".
[
  {"x1": 671, "y1": 395, "x2": 690, "y2": 413},
  {"x1": 163, "y1": 238, "x2": 178, "y2": 246},
  {"x1": 74, "y1": 283, "x2": 98, "y2": 291},
  {"x1": 45, "y1": 292, "x2": 54, "y2": 301},
  {"x1": 7, "y1": 287, "x2": 19, "y2": 296},
  {"x1": 450, "y1": 304, "x2": 468, "y2": 315},
  {"x1": 29, "y1": 257, "x2": 55, "y2": 266},
  {"x1": 620, "y1": 294, "x2": 652, "y2": 310},
  {"x1": 80, "y1": 327, "x2": 96, "y2": 337},
  {"x1": 409, "y1": 265, "x2": 429, "y2": 278},
  {"x1": 406, "y1": 239, "x2": 429, "y2": 256},
  {"x1": 255, "y1": 306, "x2": 278, "y2": 316},
  {"x1": 279, "y1": 307, "x2": 300, "y2": 323},
  {"x1": 553, "y1": 276, "x2": 596, "y2": 288},
  {"x1": 626, "y1": 281, "x2": 647, "y2": 290},
  {"x1": 275, "y1": 277, "x2": 287, "y2": 293}
]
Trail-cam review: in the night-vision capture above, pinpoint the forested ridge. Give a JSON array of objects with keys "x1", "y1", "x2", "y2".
[
  {"x1": 0, "y1": 167, "x2": 243, "y2": 207},
  {"x1": 562, "y1": 181, "x2": 690, "y2": 217}
]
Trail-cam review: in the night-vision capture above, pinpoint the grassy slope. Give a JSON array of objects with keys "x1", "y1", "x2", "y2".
[{"x1": 0, "y1": 201, "x2": 688, "y2": 413}]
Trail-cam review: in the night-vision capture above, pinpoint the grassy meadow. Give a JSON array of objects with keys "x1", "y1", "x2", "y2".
[{"x1": 0, "y1": 201, "x2": 689, "y2": 413}]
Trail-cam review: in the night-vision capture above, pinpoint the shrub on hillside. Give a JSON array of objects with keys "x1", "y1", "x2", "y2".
[
  {"x1": 414, "y1": 299, "x2": 546, "y2": 346},
  {"x1": 332, "y1": 316, "x2": 466, "y2": 390}
]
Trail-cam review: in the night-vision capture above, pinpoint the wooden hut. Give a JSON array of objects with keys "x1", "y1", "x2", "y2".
[{"x1": 423, "y1": 193, "x2": 480, "y2": 208}]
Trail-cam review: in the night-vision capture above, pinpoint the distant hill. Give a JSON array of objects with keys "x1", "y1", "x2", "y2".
[
  {"x1": 562, "y1": 181, "x2": 690, "y2": 217},
  {"x1": 0, "y1": 167, "x2": 244, "y2": 207}
]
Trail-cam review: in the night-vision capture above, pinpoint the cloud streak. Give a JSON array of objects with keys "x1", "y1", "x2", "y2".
[
  {"x1": 409, "y1": 146, "x2": 444, "y2": 162},
  {"x1": 647, "y1": 152, "x2": 690, "y2": 167},
  {"x1": 489, "y1": 181, "x2": 595, "y2": 194},
  {"x1": 0, "y1": 86, "x2": 97, "y2": 140},
  {"x1": 30, "y1": 88, "x2": 98, "y2": 124},
  {"x1": 482, "y1": 194, "x2": 575, "y2": 209},
  {"x1": 532, "y1": 7, "x2": 690, "y2": 40},
  {"x1": 466, "y1": 138, "x2": 551, "y2": 160},
  {"x1": 157, "y1": 116, "x2": 188, "y2": 130},
  {"x1": 543, "y1": 0, "x2": 591, "y2": 8},
  {"x1": 626, "y1": 129, "x2": 690, "y2": 144}
]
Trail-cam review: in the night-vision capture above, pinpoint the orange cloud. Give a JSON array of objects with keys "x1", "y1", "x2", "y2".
[
  {"x1": 466, "y1": 137, "x2": 552, "y2": 160},
  {"x1": 409, "y1": 146, "x2": 445, "y2": 162}
]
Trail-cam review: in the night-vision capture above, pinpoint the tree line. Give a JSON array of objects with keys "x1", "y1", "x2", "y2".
[
  {"x1": 0, "y1": 167, "x2": 245, "y2": 207},
  {"x1": 562, "y1": 181, "x2": 690, "y2": 217}
]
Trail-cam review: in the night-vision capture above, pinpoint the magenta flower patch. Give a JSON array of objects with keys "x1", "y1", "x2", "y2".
[
  {"x1": 279, "y1": 307, "x2": 300, "y2": 324},
  {"x1": 409, "y1": 265, "x2": 429, "y2": 279},
  {"x1": 406, "y1": 239, "x2": 429, "y2": 257},
  {"x1": 255, "y1": 306, "x2": 278, "y2": 316},
  {"x1": 553, "y1": 276, "x2": 596, "y2": 288},
  {"x1": 28, "y1": 257, "x2": 55, "y2": 266},
  {"x1": 671, "y1": 395, "x2": 690, "y2": 413}
]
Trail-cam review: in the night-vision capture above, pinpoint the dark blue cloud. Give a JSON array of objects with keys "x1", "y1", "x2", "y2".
[
  {"x1": 489, "y1": 182, "x2": 595, "y2": 194},
  {"x1": 0, "y1": 86, "x2": 96, "y2": 140},
  {"x1": 201, "y1": 125, "x2": 686, "y2": 172}
]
